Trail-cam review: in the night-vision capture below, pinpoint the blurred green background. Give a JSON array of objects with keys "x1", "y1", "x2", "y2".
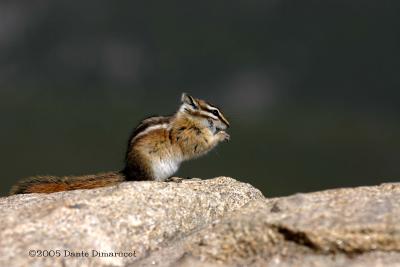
[{"x1": 1, "y1": 1, "x2": 399, "y2": 197}]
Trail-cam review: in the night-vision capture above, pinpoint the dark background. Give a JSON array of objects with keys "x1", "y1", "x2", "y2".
[{"x1": 1, "y1": 1, "x2": 399, "y2": 197}]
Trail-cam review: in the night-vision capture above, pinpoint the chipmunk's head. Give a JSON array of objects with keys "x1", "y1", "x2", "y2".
[{"x1": 179, "y1": 93, "x2": 230, "y2": 132}]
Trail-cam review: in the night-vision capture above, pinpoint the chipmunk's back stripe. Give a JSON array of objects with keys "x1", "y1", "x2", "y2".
[
  {"x1": 129, "y1": 116, "x2": 171, "y2": 142},
  {"x1": 132, "y1": 123, "x2": 169, "y2": 141}
]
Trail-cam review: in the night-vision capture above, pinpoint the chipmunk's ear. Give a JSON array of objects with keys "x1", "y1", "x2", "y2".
[{"x1": 181, "y1": 93, "x2": 199, "y2": 109}]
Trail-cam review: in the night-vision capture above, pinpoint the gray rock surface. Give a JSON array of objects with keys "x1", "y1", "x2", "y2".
[
  {"x1": 181, "y1": 183, "x2": 400, "y2": 267},
  {"x1": 1, "y1": 177, "x2": 400, "y2": 267},
  {"x1": 0, "y1": 177, "x2": 263, "y2": 267}
]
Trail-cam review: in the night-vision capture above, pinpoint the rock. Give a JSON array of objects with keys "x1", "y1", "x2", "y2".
[
  {"x1": 1, "y1": 178, "x2": 400, "y2": 267},
  {"x1": 133, "y1": 183, "x2": 400, "y2": 267},
  {"x1": 0, "y1": 177, "x2": 263, "y2": 267}
]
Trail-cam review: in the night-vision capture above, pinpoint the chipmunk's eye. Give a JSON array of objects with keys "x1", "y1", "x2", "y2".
[{"x1": 211, "y1": 110, "x2": 219, "y2": 116}]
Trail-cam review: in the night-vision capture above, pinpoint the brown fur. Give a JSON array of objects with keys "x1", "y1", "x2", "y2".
[
  {"x1": 170, "y1": 115, "x2": 224, "y2": 158},
  {"x1": 123, "y1": 111, "x2": 228, "y2": 181},
  {"x1": 24, "y1": 183, "x2": 70, "y2": 194},
  {"x1": 10, "y1": 172, "x2": 124, "y2": 195},
  {"x1": 122, "y1": 94, "x2": 230, "y2": 181}
]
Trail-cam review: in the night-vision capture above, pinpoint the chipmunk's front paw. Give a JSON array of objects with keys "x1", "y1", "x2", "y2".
[{"x1": 217, "y1": 131, "x2": 230, "y2": 142}]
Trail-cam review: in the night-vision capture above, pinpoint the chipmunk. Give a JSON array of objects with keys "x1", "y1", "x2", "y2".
[{"x1": 10, "y1": 93, "x2": 230, "y2": 195}]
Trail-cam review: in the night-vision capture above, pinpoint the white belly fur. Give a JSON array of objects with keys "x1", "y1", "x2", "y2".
[{"x1": 151, "y1": 158, "x2": 180, "y2": 181}]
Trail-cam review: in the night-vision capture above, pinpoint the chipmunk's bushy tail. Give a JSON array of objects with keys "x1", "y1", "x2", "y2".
[{"x1": 10, "y1": 172, "x2": 125, "y2": 195}]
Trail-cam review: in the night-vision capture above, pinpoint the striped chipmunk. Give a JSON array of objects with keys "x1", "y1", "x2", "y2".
[{"x1": 10, "y1": 93, "x2": 230, "y2": 195}]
